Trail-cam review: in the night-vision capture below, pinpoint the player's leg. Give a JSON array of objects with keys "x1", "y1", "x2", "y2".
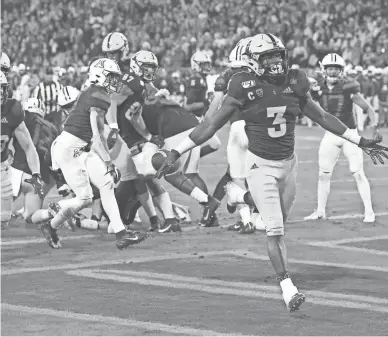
[
  {"x1": 19, "y1": 172, "x2": 43, "y2": 223},
  {"x1": 343, "y1": 135, "x2": 374, "y2": 222},
  {"x1": 199, "y1": 134, "x2": 221, "y2": 158},
  {"x1": 246, "y1": 152, "x2": 304, "y2": 311},
  {"x1": 227, "y1": 120, "x2": 253, "y2": 233},
  {"x1": 146, "y1": 178, "x2": 180, "y2": 232},
  {"x1": 305, "y1": 132, "x2": 341, "y2": 220},
  {"x1": 114, "y1": 138, "x2": 160, "y2": 228},
  {"x1": 1, "y1": 162, "x2": 13, "y2": 229}
]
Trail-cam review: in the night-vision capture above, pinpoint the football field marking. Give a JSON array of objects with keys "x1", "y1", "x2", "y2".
[
  {"x1": 0, "y1": 250, "x2": 236, "y2": 276},
  {"x1": 230, "y1": 250, "x2": 388, "y2": 272},
  {"x1": 0, "y1": 234, "x2": 101, "y2": 246},
  {"x1": 308, "y1": 234, "x2": 388, "y2": 256},
  {"x1": 1, "y1": 304, "x2": 231, "y2": 336},
  {"x1": 66, "y1": 269, "x2": 388, "y2": 314}
]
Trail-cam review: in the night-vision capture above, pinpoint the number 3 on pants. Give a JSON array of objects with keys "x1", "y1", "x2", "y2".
[{"x1": 267, "y1": 106, "x2": 286, "y2": 138}]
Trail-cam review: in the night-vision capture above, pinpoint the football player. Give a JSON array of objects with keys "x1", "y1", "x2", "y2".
[
  {"x1": 102, "y1": 32, "x2": 164, "y2": 231},
  {"x1": 1, "y1": 71, "x2": 43, "y2": 229},
  {"x1": 133, "y1": 98, "x2": 220, "y2": 228},
  {"x1": 305, "y1": 53, "x2": 379, "y2": 222},
  {"x1": 154, "y1": 34, "x2": 388, "y2": 311},
  {"x1": 205, "y1": 36, "x2": 261, "y2": 233},
  {"x1": 57, "y1": 85, "x2": 80, "y2": 127},
  {"x1": 186, "y1": 51, "x2": 221, "y2": 160},
  {"x1": 40, "y1": 58, "x2": 145, "y2": 250}
]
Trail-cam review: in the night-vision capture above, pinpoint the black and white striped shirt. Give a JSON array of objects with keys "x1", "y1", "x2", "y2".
[{"x1": 32, "y1": 81, "x2": 62, "y2": 116}]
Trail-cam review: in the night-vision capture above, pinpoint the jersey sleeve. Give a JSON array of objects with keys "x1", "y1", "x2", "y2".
[
  {"x1": 89, "y1": 90, "x2": 111, "y2": 111},
  {"x1": 226, "y1": 72, "x2": 248, "y2": 105},
  {"x1": 291, "y1": 69, "x2": 310, "y2": 97},
  {"x1": 343, "y1": 78, "x2": 360, "y2": 94},
  {"x1": 12, "y1": 100, "x2": 25, "y2": 128}
]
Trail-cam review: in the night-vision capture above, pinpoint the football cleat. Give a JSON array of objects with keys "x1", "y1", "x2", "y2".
[
  {"x1": 227, "y1": 221, "x2": 243, "y2": 231},
  {"x1": 304, "y1": 210, "x2": 326, "y2": 221},
  {"x1": 148, "y1": 216, "x2": 161, "y2": 232},
  {"x1": 199, "y1": 196, "x2": 221, "y2": 227},
  {"x1": 285, "y1": 292, "x2": 306, "y2": 312},
  {"x1": 39, "y1": 220, "x2": 61, "y2": 249},
  {"x1": 159, "y1": 218, "x2": 182, "y2": 233},
  {"x1": 115, "y1": 229, "x2": 147, "y2": 250},
  {"x1": 239, "y1": 222, "x2": 255, "y2": 234},
  {"x1": 363, "y1": 211, "x2": 375, "y2": 223}
]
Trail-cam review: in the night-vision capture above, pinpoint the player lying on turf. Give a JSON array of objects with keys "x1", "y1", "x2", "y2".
[
  {"x1": 1, "y1": 71, "x2": 44, "y2": 230},
  {"x1": 154, "y1": 33, "x2": 388, "y2": 312},
  {"x1": 37, "y1": 58, "x2": 145, "y2": 250},
  {"x1": 305, "y1": 53, "x2": 379, "y2": 223}
]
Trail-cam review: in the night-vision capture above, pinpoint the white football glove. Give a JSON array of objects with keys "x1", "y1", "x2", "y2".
[{"x1": 155, "y1": 88, "x2": 170, "y2": 99}]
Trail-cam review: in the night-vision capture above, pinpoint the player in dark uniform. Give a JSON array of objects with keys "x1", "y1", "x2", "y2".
[
  {"x1": 139, "y1": 100, "x2": 221, "y2": 228},
  {"x1": 305, "y1": 53, "x2": 380, "y2": 223},
  {"x1": 155, "y1": 34, "x2": 387, "y2": 312},
  {"x1": 186, "y1": 51, "x2": 221, "y2": 160},
  {"x1": 102, "y1": 39, "x2": 168, "y2": 232},
  {"x1": 40, "y1": 58, "x2": 145, "y2": 250},
  {"x1": 0, "y1": 71, "x2": 43, "y2": 229}
]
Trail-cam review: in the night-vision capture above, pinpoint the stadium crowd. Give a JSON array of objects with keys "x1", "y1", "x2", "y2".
[{"x1": 2, "y1": 0, "x2": 388, "y2": 127}]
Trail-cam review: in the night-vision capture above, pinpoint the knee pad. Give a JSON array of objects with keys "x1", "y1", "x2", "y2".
[{"x1": 318, "y1": 170, "x2": 332, "y2": 182}]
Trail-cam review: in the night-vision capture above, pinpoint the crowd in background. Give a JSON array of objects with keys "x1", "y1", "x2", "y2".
[{"x1": 2, "y1": 0, "x2": 388, "y2": 126}]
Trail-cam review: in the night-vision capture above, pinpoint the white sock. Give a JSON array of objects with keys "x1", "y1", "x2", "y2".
[
  {"x1": 231, "y1": 183, "x2": 247, "y2": 203},
  {"x1": 317, "y1": 171, "x2": 331, "y2": 214},
  {"x1": 280, "y1": 278, "x2": 298, "y2": 296},
  {"x1": 153, "y1": 192, "x2": 174, "y2": 219},
  {"x1": 190, "y1": 187, "x2": 208, "y2": 203},
  {"x1": 353, "y1": 170, "x2": 374, "y2": 214},
  {"x1": 99, "y1": 184, "x2": 125, "y2": 233},
  {"x1": 238, "y1": 205, "x2": 251, "y2": 225}
]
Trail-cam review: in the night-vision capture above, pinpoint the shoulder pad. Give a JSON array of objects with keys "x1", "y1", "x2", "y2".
[
  {"x1": 343, "y1": 78, "x2": 360, "y2": 93},
  {"x1": 227, "y1": 70, "x2": 254, "y2": 100},
  {"x1": 90, "y1": 88, "x2": 111, "y2": 103},
  {"x1": 288, "y1": 69, "x2": 310, "y2": 97}
]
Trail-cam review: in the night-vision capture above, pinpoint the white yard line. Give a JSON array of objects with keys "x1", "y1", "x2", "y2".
[
  {"x1": 1, "y1": 303, "x2": 231, "y2": 336},
  {"x1": 310, "y1": 234, "x2": 388, "y2": 246},
  {"x1": 230, "y1": 250, "x2": 388, "y2": 272},
  {"x1": 0, "y1": 250, "x2": 235, "y2": 276},
  {"x1": 66, "y1": 269, "x2": 388, "y2": 314}
]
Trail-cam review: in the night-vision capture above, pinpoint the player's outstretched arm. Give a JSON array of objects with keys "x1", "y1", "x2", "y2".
[
  {"x1": 14, "y1": 121, "x2": 41, "y2": 175},
  {"x1": 106, "y1": 98, "x2": 119, "y2": 130}
]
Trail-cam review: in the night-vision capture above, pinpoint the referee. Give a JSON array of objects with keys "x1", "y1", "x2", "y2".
[{"x1": 32, "y1": 67, "x2": 62, "y2": 131}]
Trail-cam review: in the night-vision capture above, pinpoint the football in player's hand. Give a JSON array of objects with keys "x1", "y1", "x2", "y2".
[{"x1": 151, "y1": 149, "x2": 181, "y2": 175}]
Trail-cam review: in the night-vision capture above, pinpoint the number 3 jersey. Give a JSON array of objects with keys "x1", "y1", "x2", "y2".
[
  {"x1": 227, "y1": 69, "x2": 310, "y2": 161},
  {"x1": 1, "y1": 98, "x2": 25, "y2": 163},
  {"x1": 314, "y1": 75, "x2": 359, "y2": 129}
]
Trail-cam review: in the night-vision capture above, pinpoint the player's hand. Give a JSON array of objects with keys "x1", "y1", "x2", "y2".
[
  {"x1": 25, "y1": 173, "x2": 45, "y2": 199},
  {"x1": 150, "y1": 135, "x2": 165, "y2": 148},
  {"x1": 106, "y1": 164, "x2": 121, "y2": 184},
  {"x1": 58, "y1": 184, "x2": 72, "y2": 197},
  {"x1": 372, "y1": 127, "x2": 382, "y2": 142},
  {"x1": 155, "y1": 88, "x2": 170, "y2": 99},
  {"x1": 155, "y1": 149, "x2": 181, "y2": 179},
  {"x1": 359, "y1": 136, "x2": 388, "y2": 164}
]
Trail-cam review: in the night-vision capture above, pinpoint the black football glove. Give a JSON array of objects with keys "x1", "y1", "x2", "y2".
[
  {"x1": 359, "y1": 135, "x2": 388, "y2": 164},
  {"x1": 155, "y1": 149, "x2": 181, "y2": 179},
  {"x1": 106, "y1": 164, "x2": 121, "y2": 184},
  {"x1": 25, "y1": 173, "x2": 45, "y2": 199},
  {"x1": 150, "y1": 135, "x2": 165, "y2": 148}
]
